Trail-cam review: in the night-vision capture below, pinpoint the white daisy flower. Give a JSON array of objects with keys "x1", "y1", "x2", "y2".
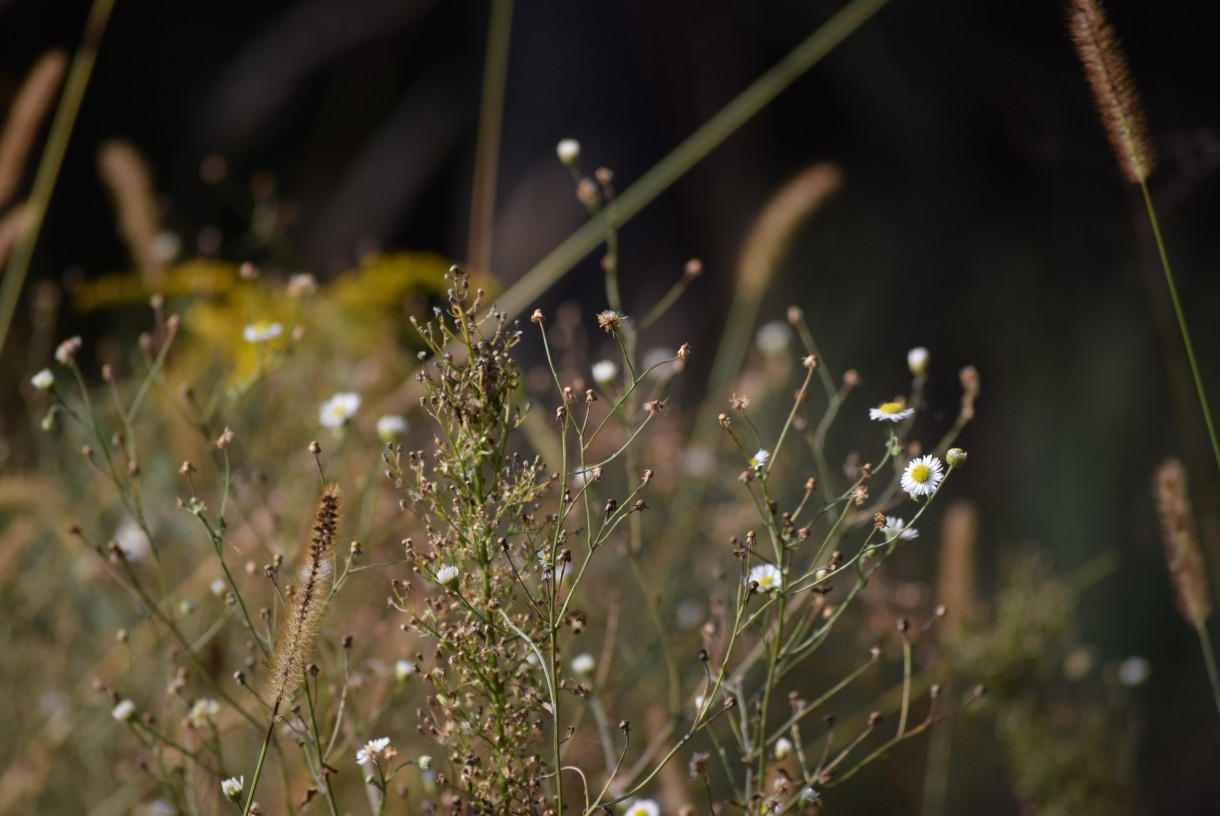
[
  {"x1": 882, "y1": 516, "x2": 920, "y2": 540},
  {"x1": 751, "y1": 449, "x2": 770, "y2": 469},
  {"x1": 907, "y1": 347, "x2": 930, "y2": 376},
  {"x1": 901, "y1": 455, "x2": 944, "y2": 497},
  {"x1": 356, "y1": 736, "x2": 392, "y2": 766},
  {"x1": 395, "y1": 659, "x2": 415, "y2": 681},
  {"x1": 435, "y1": 564, "x2": 460, "y2": 586},
  {"x1": 1118, "y1": 656, "x2": 1151, "y2": 687},
  {"x1": 188, "y1": 698, "x2": 220, "y2": 727},
  {"x1": 377, "y1": 414, "x2": 409, "y2": 442},
  {"x1": 319, "y1": 392, "x2": 361, "y2": 428},
  {"x1": 755, "y1": 321, "x2": 792, "y2": 355},
  {"x1": 749, "y1": 563, "x2": 783, "y2": 593},
  {"x1": 571, "y1": 653, "x2": 596, "y2": 677},
  {"x1": 113, "y1": 517, "x2": 151, "y2": 561},
  {"x1": 591, "y1": 359, "x2": 618, "y2": 386},
  {"x1": 112, "y1": 699, "x2": 136, "y2": 722},
  {"x1": 417, "y1": 754, "x2": 432, "y2": 771},
  {"x1": 31, "y1": 368, "x2": 55, "y2": 391},
  {"x1": 220, "y1": 776, "x2": 244, "y2": 801},
  {"x1": 243, "y1": 321, "x2": 283, "y2": 343},
  {"x1": 869, "y1": 401, "x2": 914, "y2": 422},
  {"x1": 623, "y1": 799, "x2": 660, "y2": 816},
  {"x1": 210, "y1": 578, "x2": 228, "y2": 597},
  {"x1": 556, "y1": 138, "x2": 581, "y2": 165},
  {"x1": 774, "y1": 737, "x2": 794, "y2": 760}
]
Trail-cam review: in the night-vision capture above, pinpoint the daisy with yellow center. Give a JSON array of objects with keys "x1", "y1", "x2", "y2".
[
  {"x1": 749, "y1": 563, "x2": 783, "y2": 592},
  {"x1": 623, "y1": 799, "x2": 659, "y2": 816},
  {"x1": 901, "y1": 455, "x2": 944, "y2": 497},
  {"x1": 869, "y1": 401, "x2": 914, "y2": 422}
]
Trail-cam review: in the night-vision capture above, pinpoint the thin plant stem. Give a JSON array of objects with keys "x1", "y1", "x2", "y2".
[
  {"x1": 1195, "y1": 621, "x2": 1220, "y2": 718},
  {"x1": 466, "y1": 0, "x2": 513, "y2": 274},
  {"x1": 493, "y1": 0, "x2": 890, "y2": 322},
  {"x1": 0, "y1": 0, "x2": 117, "y2": 356},
  {"x1": 1137, "y1": 180, "x2": 1220, "y2": 476}
]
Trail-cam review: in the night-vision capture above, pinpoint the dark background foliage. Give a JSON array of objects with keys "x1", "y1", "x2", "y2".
[{"x1": 2, "y1": 0, "x2": 1219, "y2": 811}]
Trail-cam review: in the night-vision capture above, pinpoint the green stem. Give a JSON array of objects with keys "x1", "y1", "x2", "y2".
[
  {"x1": 466, "y1": 0, "x2": 513, "y2": 273},
  {"x1": 0, "y1": 0, "x2": 117, "y2": 356},
  {"x1": 1138, "y1": 180, "x2": 1220, "y2": 476},
  {"x1": 1195, "y1": 621, "x2": 1220, "y2": 718}
]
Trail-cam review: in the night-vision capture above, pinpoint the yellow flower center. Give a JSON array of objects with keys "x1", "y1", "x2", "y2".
[
  {"x1": 880, "y1": 401, "x2": 904, "y2": 414},
  {"x1": 910, "y1": 464, "x2": 931, "y2": 483}
]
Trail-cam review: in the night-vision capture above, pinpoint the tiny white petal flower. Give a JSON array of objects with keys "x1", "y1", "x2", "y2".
[
  {"x1": 908, "y1": 346, "x2": 930, "y2": 376},
  {"x1": 755, "y1": 321, "x2": 792, "y2": 355},
  {"x1": 210, "y1": 578, "x2": 228, "y2": 597},
  {"x1": 243, "y1": 321, "x2": 283, "y2": 343},
  {"x1": 319, "y1": 392, "x2": 361, "y2": 428},
  {"x1": 113, "y1": 517, "x2": 151, "y2": 561},
  {"x1": 377, "y1": 414, "x2": 409, "y2": 442},
  {"x1": 55, "y1": 336, "x2": 82, "y2": 365},
  {"x1": 591, "y1": 360, "x2": 618, "y2": 386},
  {"x1": 751, "y1": 449, "x2": 770, "y2": 469},
  {"x1": 1118, "y1": 656, "x2": 1151, "y2": 687},
  {"x1": 188, "y1": 698, "x2": 220, "y2": 727},
  {"x1": 112, "y1": 699, "x2": 136, "y2": 722},
  {"x1": 882, "y1": 516, "x2": 920, "y2": 541},
  {"x1": 901, "y1": 455, "x2": 945, "y2": 497},
  {"x1": 749, "y1": 564, "x2": 783, "y2": 593},
  {"x1": 774, "y1": 737, "x2": 794, "y2": 760},
  {"x1": 417, "y1": 754, "x2": 432, "y2": 771},
  {"x1": 395, "y1": 659, "x2": 415, "y2": 681},
  {"x1": 287, "y1": 273, "x2": 318, "y2": 298},
  {"x1": 571, "y1": 653, "x2": 596, "y2": 676},
  {"x1": 435, "y1": 564, "x2": 460, "y2": 586},
  {"x1": 556, "y1": 138, "x2": 581, "y2": 164},
  {"x1": 694, "y1": 694, "x2": 707, "y2": 712},
  {"x1": 624, "y1": 799, "x2": 660, "y2": 816},
  {"x1": 31, "y1": 368, "x2": 55, "y2": 391},
  {"x1": 356, "y1": 737, "x2": 392, "y2": 766},
  {"x1": 221, "y1": 776, "x2": 244, "y2": 801},
  {"x1": 869, "y1": 401, "x2": 915, "y2": 422}
]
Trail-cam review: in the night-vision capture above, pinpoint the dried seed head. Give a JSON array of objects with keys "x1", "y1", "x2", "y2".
[{"x1": 1153, "y1": 459, "x2": 1211, "y2": 626}]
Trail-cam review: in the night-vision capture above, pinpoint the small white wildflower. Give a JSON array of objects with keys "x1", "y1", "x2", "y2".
[
  {"x1": 591, "y1": 359, "x2": 618, "y2": 386},
  {"x1": 571, "y1": 653, "x2": 596, "y2": 677},
  {"x1": 152, "y1": 231, "x2": 181, "y2": 264},
  {"x1": 694, "y1": 694, "x2": 707, "y2": 712},
  {"x1": 556, "y1": 138, "x2": 581, "y2": 164},
  {"x1": 54, "y1": 336, "x2": 82, "y2": 365},
  {"x1": 221, "y1": 776, "x2": 244, "y2": 801},
  {"x1": 623, "y1": 799, "x2": 660, "y2": 816},
  {"x1": 210, "y1": 578, "x2": 228, "y2": 597},
  {"x1": 751, "y1": 449, "x2": 770, "y2": 469},
  {"x1": 774, "y1": 737, "x2": 794, "y2": 760},
  {"x1": 417, "y1": 754, "x2": 432, "y2": 771},
  {"x1": 755, "y1": 320, "x2": 792, "y2": 355},
  {"x1": 869, "y1": 401, "x2": 914, "y2": 422},
  {"x1": 901, "y1": 455, "x2": 945, "y2": 498},
  {"x1": 319, "y1": 392, "x2": 361, "y2": 428},
  {"x1": 749, "y1": 563, "x2": 783, "y2": 593},
  {"x1": 113, "y1": 517, "x2": 151, "y2": 561},
  {"x1": 149, "y1": 798, "x2": 176, "y2": 816},
  {"x1": 243, "y1": 321, "x2": 283, "y2": 343},
  {"x1": 908, "y1": 346, "x2": 930, "y2": 376},
  {"x1": 881, "y1": 516, "x2": 920, "y2": 541},
  {"x1": 188, "y1": 698, "x2": 220, "y2": 727},
  {"x1": 287, "y1": 273, "x2": 318, "y2": 298},
  {"x1": 395, "y1": 659, "x2": 415, "y2": 681},
  {"x1": 435, "y1": 563, "x2": 460, "y2": 586},
  {"x1": 31, "y1": 369, "x2": 55, "y2": 391},
  {"x1": 800, "y1": 787, "x2": 821, "y2": 805},
  {"x1": 377, "y1": 414, "x2": 409, "y2": 442},
  {"x1": 1118, "y1": 656, "x2": 1151, "y2": 687},
  {"x1": 112, "y1": 699, "x2": 136, "y2": 722},
  {"x1": 356, "y1": 737, "x2": 392, "y2": 766}
]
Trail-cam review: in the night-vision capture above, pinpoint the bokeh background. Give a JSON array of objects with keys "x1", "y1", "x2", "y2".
[{"x1": 2, "y1": 0, "x2": 1219, "y2": 813}]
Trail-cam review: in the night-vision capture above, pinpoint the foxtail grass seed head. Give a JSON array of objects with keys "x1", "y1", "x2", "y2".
[
  {"x1": 870, "y1": 400, "x2": 913, "y2": 422},
  {"x1": 0, "y1": 50, "x2": 68, "y2": 208},
  {"x1": 1067, "y1": 0, "x2": 1157, "y2": 183},
  {"x1": 1153, "y1": 459, "x2": 1212, "y2": 626},
  {"x1": 319, "y1": 392, "x2": 361, "y2": 428},
  {"x1": 901, "y1": 455, "x2": 945, "y2": 498}
]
